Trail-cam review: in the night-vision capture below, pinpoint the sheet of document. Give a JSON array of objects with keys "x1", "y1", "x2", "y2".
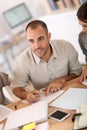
[
  {"x1": 0, "y1": 124, "x2": 3, "y2": 129},
  {"x1": 50, "y1": 88, "x2": 87, "y2": 110},
  {"x1": 36, "y1": 121, "x2": 49, "y2": 130},
  {"x1": 82, "y1": 79, "x2": 87, "y2": 86},
  {"x1": 22, "y1": 90, "x2": 64, "y2": 104},
  {"x1": 40, "y1": 89, "x2": 64, "y2": 103},
  {"x1": 4, "y1": 100, "x2": 48, "y2": 130}
]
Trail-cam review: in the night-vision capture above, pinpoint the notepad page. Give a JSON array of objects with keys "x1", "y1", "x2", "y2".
[{"x1": 40, "y1": 89, "x2": 64, "y2": 103}]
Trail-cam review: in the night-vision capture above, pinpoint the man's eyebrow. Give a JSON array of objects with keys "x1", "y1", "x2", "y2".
[
  {"x1": 28, "y1": 39, "x2": 33, "y2": 41},
  {"x1": 38, "y1": 35, "x2": 44, "y2": 38},
  {"x1": 83, "y1": 25, "x2": 87, "y2": 27}
]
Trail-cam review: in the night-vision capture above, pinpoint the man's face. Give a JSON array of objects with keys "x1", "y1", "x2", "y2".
[
  {"x1": 26, "y1": 25, "x2": 51, "y2": 60},
  {"x1": 79, "y1": 19, "x2": 87, "y2": 33}
]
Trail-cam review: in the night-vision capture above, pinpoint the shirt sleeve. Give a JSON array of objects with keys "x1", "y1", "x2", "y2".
[
  {"x1": 67, "y1": 41, "x2": 82, "y2": 76},
  {"x1": 79, "y1": 32, "x2": 87, "y2": 63},
  {"x1": 10, "y1": 56, "x2": 31, "y2": 89}
]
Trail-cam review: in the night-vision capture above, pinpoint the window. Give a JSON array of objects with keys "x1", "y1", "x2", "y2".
[{"x1": 3, "y1": 3, "x2": 32, "y2": 29}]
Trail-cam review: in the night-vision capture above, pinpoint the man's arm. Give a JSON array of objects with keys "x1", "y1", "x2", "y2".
[{"x1": 46, "y1": 73, "x2": 77, "y2": 95}]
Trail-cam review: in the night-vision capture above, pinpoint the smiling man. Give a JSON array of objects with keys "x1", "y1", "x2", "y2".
[{"x1": 10, "y1": 20, "x2": 82, "y2": 103}]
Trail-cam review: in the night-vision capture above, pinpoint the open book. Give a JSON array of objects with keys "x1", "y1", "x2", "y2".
[{"x1": 74, "y1": 104, "x2": 87, "y2": 130}]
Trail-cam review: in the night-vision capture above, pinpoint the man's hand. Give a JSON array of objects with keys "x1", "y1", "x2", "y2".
[
  {"x1": 13, "y1": 87, "x2": 41, "y2": 103},
  {"x1": 45, "y1": 78, "x2": 65, "y2": 96},
  {"x1": 25, "y1": 90, "x2": 41, "y2": 103}
]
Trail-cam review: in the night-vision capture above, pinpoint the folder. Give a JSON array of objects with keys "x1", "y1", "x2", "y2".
[
  {"x1": 4, "y1": 100, "x2": 48, "y2": 130},
  {"x1": 50, "y1": 88, "x2": 87, "y2": 110}
]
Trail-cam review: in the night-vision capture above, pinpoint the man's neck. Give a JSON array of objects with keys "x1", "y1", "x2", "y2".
[{"x1": 42, "y1": 45, "x2": 52, "y2": 62}]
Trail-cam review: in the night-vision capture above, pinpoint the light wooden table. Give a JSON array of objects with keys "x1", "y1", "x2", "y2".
[
  {"x1": 0, "y1": 77, "x2": 87, "y2": 130},
  {"x1": 48, "y1": 78, "x2": 87, "y2": 130}
]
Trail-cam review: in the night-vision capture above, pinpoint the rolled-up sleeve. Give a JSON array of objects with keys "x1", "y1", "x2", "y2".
[{"x1": 68, "y1": 42, "x2": 82, "y2": 76}]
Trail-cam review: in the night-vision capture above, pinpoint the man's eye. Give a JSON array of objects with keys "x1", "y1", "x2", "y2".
[
  {"x1": 83, "y1": 25, "x2": 87, "y2": 28},
  {"x1": 39, "y1": 37, "x2": 44, "y2": 41},
  {"x1": 28, "y1": 40, "x2": 34, "y2": 44}
]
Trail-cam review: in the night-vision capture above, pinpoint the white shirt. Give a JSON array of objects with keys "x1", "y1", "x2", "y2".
[{"x1": 11, "y1": 40, "x2": 82, "y2": 89}]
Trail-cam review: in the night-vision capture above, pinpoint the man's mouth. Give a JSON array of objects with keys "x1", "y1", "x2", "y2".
[{"x1": 35, "y1": 48, "x2": 43, "y2": 54}]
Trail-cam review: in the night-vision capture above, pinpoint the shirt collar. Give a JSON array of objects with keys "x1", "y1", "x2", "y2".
[{"x1": 50, "y1": 41, "x2": 58, "y2": 59}]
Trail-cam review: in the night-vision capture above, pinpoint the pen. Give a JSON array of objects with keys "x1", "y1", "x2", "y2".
[
  {"x1": 72, "y1": 113, "x2": 82, "y2": 122},
  {"x1": 14, "y1": 105, "x2": 17, "y2": 110}
]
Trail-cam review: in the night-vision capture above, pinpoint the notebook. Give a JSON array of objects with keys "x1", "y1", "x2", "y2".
[
  {"x1": 4, "y1": 100, "x2": 48, "y2": 130},
  {"x1": 50, "y1": 88, "x2": 87, "y2": 110},
  {"x1": 74, "y1": 104, "x2": 87, "y2": 130}
]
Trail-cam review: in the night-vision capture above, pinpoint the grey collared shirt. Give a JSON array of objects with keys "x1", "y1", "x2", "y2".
[
  {"x1": 79, "y1": 32, "x2": 87, "y2": 63},
  {"x1": 11, "y1": 40, "x2": 82, "y2": 90}
]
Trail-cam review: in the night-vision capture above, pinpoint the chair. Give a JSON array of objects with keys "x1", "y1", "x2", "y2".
[{"x1": 2, "y1": 86, "x2": 21, "y2": 103}]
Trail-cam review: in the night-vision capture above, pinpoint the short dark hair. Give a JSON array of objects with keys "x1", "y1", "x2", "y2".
[
  {"x1": 26, "y1": 20, "x2": 48, "y2": 33},
  {"x1": 77, "y1": 2, "x2": 87, "y2": 22}
]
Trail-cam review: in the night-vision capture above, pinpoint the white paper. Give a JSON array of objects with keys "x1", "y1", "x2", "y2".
[
  {"x1": 0, "y1": 124, "x2": 3, "y2": 129},
  {"x1": 40, "y1": 90, "x2": 64, "y2": 103},
  {"x1": 50, "y1": 88, "x2": 87, "y2": 110},
  {"x1": 74, "y1": 104, "x2": 87, "y2": 130},
  {"x1": 36, "y1": 122, "x2": 49, "y2": 130},
  {"x1": 4, "y1": 100, "x2": 48, "y2": 130},
  {"x1": 0, "y1": 105, "x2": 13, "y2": 122},
  {"x1": 82, "y1": 79, "x2": 87, "y2": 86},
  {"x1": 22, "y1": 90, "x2": 64, "y2": 104}
]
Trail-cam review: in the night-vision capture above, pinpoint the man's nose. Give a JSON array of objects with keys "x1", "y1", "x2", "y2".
[{"x1": 34, "y1": 41, "x2": 40, "y2": 48}]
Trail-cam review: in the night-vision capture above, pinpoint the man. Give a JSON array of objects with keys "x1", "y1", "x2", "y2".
[
  {"x1": 11, "y1": 20, "x2": 82, "y2": 103},
  {"x1": 0, "y1": 71, "x2": 10, "y2": 104},
  {"x1": 77, "y1": 2, "x2": 87, "y2": 83}
]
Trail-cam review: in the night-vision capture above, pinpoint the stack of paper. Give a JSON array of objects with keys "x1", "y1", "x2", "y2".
[
  {"x1": 22, "y1": 121, "x2": 49, "y2": 130},
  {"x1": 36, "y1": 121, "x2": 49, "y2": 130},
  {"x1": 4, "y1": 100, "x2": 48, "y2": 130}
]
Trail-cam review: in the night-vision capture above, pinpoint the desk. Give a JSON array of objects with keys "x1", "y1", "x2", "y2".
[{"x1": 1, "y1": 78, "x2": 87, "y2": 130}]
